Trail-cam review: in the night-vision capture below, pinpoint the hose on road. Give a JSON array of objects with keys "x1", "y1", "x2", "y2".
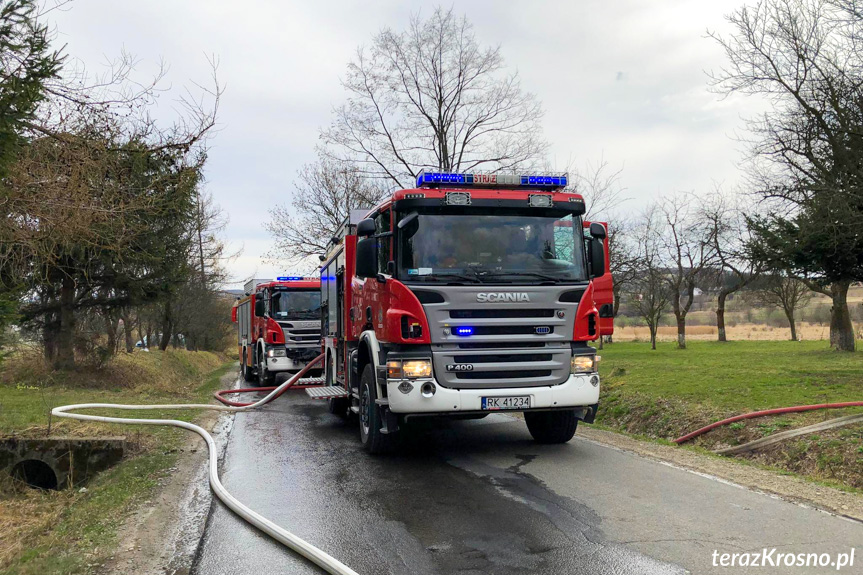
[
  {"x1": 52, "y1": 353, "x2": 360, "y2": 575},
  {"x1": 673, "y1": 401, "x2": 863, "y2": 444}
]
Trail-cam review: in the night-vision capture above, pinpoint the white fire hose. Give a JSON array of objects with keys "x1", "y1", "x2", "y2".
[{"x1": 51, "y1": 365, "x2": 359, "y2": 575}]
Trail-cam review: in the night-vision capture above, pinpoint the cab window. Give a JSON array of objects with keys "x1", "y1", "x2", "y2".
[{"x1": 374, "y1": 209, "x2": 391, "y2": 274}]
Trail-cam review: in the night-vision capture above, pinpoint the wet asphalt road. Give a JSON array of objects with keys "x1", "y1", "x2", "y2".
[{"x1": 191, "y1": 378, "x2": 863, "y2": 575}]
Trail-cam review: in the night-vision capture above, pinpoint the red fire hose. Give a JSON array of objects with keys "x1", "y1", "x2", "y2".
[
  {"x1": 215, "y1": 354, "x2": 324, "y2": 407},
  {"x1": 673, "y1": 401, "x2": 863, "y2": 444}
]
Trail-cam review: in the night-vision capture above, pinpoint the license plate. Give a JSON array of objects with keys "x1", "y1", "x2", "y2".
[{"x1": 481, "y1": 396, "x2": 531, "y2": 410}]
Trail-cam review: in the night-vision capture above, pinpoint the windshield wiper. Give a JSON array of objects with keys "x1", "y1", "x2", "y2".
[
  {"x1": 477, "y1": 271, "x2": 563, "y2": 283},
  {"x1": 414, "y1": 273, "x2": 484, "y2": 284}
]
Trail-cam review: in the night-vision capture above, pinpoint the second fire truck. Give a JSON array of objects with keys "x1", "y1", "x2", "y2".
[
  {"x1": 233, "y1": 277, "x2": 323, "y2": 386},
  {"x1": 313, "y1": 171, "x2": 613, "y2": 453}
]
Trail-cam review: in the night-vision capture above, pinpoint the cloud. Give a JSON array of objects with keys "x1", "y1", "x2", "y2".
[{"x1": 48, "y1": 0, "x2": 765, "y2": 282}]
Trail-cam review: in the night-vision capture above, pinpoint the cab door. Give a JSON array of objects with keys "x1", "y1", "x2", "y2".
[{"x1": 583, "y1": 221, "x2": 614, "y2": 336}]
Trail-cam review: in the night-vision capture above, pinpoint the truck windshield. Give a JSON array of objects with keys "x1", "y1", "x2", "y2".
[
  {"x1": 397, "y1": 208, "x2": 588, "y2": 283},
  {"x1": 270, "y1": 289, "x2": 321, "y2": 320}
]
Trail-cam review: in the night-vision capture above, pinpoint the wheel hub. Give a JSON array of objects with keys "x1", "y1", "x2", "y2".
[{"x1": 360, "y1": 386, "x2": 370, "y2": 435}]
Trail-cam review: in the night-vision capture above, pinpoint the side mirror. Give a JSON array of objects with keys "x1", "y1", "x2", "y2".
[
  {"x1": 587, "y1": 237, "x2": 605, "y2": 279},
  {"x1": 357, "y1": 218, "x2": 376, "y2": 238},
  {"x1": 589, "y1": 222, "x2": 607, "y2": 239},
  {"x1": 254, "y1": 298, "x2": 265, "y2": 317},
  {"x1": 355, "y1": 237, "x2": 378, "y2": 278}
]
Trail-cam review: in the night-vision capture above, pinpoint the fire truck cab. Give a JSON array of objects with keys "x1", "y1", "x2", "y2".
[
  {"x1": 233, "y1": 277, "x2": 323, "y2": 386},
  {"x1": 318, "y1": 171, "x2": 612, "y2": 453}
]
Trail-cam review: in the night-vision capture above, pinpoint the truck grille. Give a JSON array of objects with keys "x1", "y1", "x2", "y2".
[
  {"x1": 452, "y1": 353, "x2": 553, "y2": 363},
  {"x1": 449, "y1": 309, "x2": 555, "y2": 319},
  {"x1": 457, "y1": 342, "x2": 547, "y2": 349},
  {"x1": 431, "y1": 343, "x2": 570, "y2": 389},
  {"x1": 455, "y1": 370, "x2": 552, "y2": 380},
  {"x1": 461, "y1": 325, "x2": 554, "y2": 336},
  {"x1": 279, "y1": 321, "x2": 321, "y2": 347},
  {"x1": 411, "y1": 285, "x2": 584, "y2": 390}
]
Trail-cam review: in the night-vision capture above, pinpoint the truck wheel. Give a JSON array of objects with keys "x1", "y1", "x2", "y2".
[
  {"x1": 358, "y1": 364, "x2": 393, "y2": 454},
  {"x1": 258, "y1": 358, "x2": 275, "y2": 387},
  {"x1": 241, "y1": 350, "x2": 256, "y2": 383},
  {"x1": 524, "y1": 410, "x2": 579, "y2": 444}
]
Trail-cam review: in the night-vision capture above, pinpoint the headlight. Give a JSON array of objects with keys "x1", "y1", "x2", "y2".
[
  {"x1": 387, "y1": 359, "x2": 432, "y2": 379},
  {"x1": 267, "y1": 348, "x2": 287, "y2": 358},
  {"x1": 403, "y1": 359, "x2": 432, "y2": 378},
  {"x1": 571, "y1": 354, "x2": 597, "y2": 374}
]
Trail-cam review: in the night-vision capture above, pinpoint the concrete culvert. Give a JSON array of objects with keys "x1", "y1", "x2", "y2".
[{"x1": 11, "y1": 459, "x2": 58, "y2": 490}]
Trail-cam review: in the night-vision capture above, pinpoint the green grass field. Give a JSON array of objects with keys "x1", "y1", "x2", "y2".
[
  {"x1": 599, "y1": 340, "x2": 863, "y2": 411},
  {"x1": 596, "y1": 340, "x2": 863, "y2": 490}
]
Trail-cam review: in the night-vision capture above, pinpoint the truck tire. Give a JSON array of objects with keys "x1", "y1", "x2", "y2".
[
  {"x1": 358, "y1": 364, "x2": 393, "y2": 454},
  {"x1": 524, "y1": 410, "x2": 578, "y2": 444},
  {"x1": 241, "y1": 350, "x2": 256, "y2": 383},
  {"x1": 258, "y1": 355, "x2": 275, "y2": 387}
]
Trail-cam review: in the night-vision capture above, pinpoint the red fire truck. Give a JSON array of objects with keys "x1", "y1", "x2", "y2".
[
  {"x1": 312, "y1": 172, "x2": 613, "y2": 453},
  {"x1": 232, "y1": 277, "x2": 323, "y2": 386}
]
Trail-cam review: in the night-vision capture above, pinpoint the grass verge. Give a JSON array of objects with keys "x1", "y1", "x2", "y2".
[
  {"x1": 596, "y1": 340, "x2": 863, "y2": 490},
  {"x1": 0, "y1": 350, "x2": 235, "y2": 574}
]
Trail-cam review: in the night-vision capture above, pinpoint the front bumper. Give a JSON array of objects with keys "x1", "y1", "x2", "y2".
[
  {"x1": 385, "y1": 373, "x2": 599, "y2": 414},
  {"x1": 266, "y1": 356, "x2": 317, "y2": 373}
]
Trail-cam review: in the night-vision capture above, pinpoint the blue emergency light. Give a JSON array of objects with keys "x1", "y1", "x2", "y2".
[
  {"x1": 455, "y1": 327, "x2": 474, "y2": 336},
  {"x1": 277, "y1": 276, "x2": 305, "y2": 281},
  {"x1": 416, "y1": 170, "x2": 568, "y2": 190}
]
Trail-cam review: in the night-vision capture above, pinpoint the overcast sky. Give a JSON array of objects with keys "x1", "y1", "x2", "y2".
[{"x1": 49, "y1": 0, "x2": 763, "y2": 287}]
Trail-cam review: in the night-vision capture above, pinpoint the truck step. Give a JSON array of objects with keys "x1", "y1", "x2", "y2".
[
  {"x1": 305, "y1": 386, "x2": 349, "y2": 399},
  {"x1": 293, "y1": 377, "x2": 326, "y2": 387}
]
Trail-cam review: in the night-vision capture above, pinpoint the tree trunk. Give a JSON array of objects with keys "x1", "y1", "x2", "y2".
[
  {"x1": 55, "y1": 275, "x2": 76, "y2": 370},
  {"x1": 43, "y1": 311, "x2": 58, "y2": 363},
  {"x1": 829, "y1": 281, "x2": 855, "y2": 351},
  {"x1": 612, "y1": 284, "x2": 622, "y2": 317},
  {"x1": 784, "y1": 307, "x2": 798, "y2": 341},
  {"x1": 121, "y1": 311, "x2": 135, "y2": 353},
  {"x1": 105, "y1": 313, "x2": 118, "y2": 355},
  {"x1": 159, "y1": 300, "x2": 173, "y2": 351},
  {"x1": 649, "y1": 324, "x2": 657, "y2": 350},
  {"x1": 159, "y1": 323, "x2": 172, "y2": 351},
  {"x1": 676, "y1": 316, "x2": 686, "y2": 349},
  {"x1": 144, "y1": 320, "x2": 153, "y2": 350},
  {"x1": 716, "y1": 291, "x2": 728, "y2": 342}
]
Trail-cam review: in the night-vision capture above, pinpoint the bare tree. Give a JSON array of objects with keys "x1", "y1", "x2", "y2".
[
  {"x1": 751, "y1": 274, "x2": 813, "y2": 341},
  {"x1": 570, "y1": 156, "x2": 627, "y2": 221},
  {"x1": 702, "y1": 190, "x2": 765, "y2": 341},
  {"x1": 627, "y1": 206, "x2": 671, "y2": 350},
  {"x1": 659, "y1": 193, "x2": 718, "y2": 349},
  {"x1": 266, "y1": 155, "x2": 387, "y2": 269},
  {"x1": 321, "y1": 7, "x2": 548, "y2": 189},
  {"x1": 709, "y1": 0, "x2": 863, "y2": 351},
  {"x1": 606, "y1": 217, "x2": 640, "y2": 319}
]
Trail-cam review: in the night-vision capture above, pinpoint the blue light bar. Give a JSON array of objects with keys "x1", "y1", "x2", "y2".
[
  {"x1": 416, "y1": 170, "x2": 568, "y2": 190},
  {"x1": 455, "y1": 326, "x2": 474, "y2": 336},
  {"x1": 277, "y1": 276, "x2": 305, "y2": 281}
]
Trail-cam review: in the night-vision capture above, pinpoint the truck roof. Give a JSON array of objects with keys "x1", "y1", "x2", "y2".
[
  {"x1": 363, "y1": 187, "x2": 586, "y2": 217},
  {"x1": 257, "y1": 279, "x2": 320, "y2": 290}
]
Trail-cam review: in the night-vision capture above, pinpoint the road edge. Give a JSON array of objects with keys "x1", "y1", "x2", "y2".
[
  {"x1": 98, "y1": 367, "x2": 238, "y2": 575},
  {"x1": 578, "y1": 426, "x2": 863, "y2": 523}
]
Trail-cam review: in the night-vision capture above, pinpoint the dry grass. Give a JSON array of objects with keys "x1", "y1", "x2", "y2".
[
  {"x1": 1, "y1": 348, "x2": 223, "y2": 395},
  {"x1": 0, "y1": 476, "x2": 74, "y2": 566},
  {"x1": 613, "y1": 322, "x2": 832, "y2": 342},
  {"x1": 0, "y1": 351, "x2": 234, "y2": 574}
]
